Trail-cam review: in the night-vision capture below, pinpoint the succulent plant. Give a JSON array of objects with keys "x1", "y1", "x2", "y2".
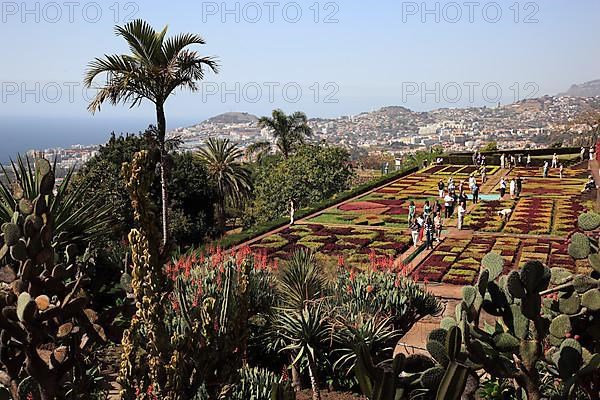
[
  {"x1": 0, "y1": 159, "x2": 103, "y2": 400},
  {"x1": 433, "y1": 223, "x2": 600, "y2": 400}
]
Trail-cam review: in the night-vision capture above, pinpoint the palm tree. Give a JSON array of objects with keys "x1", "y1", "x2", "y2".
[
  {"x1": 196, "y1": 138, "x2": 252, "y2": 233},
  {"x1": 84, "y1": 19, "x2": 218, "y2": 245},
  {"x1": 248, "y1": 109, "x2": 313, "y2": 160}
]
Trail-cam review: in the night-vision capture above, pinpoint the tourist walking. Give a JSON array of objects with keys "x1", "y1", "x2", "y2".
[
  {"x1": 526, "y1": 153, "x2": 531, "y2": 168},
  {"x1": 581, "y1": 147, "x2": 586, "y2": 163},
  {"x1": 515, "y1": 175, "x2": 523, "y2": 198},
  {"x1": 434, "y1": 212, "x2": 443, "y2": 242},
  {"x1": 448, "y1": 177, "x2": 455, "y2": 194},
  {"x1": 410, "y1": 218, "x2": 421, "y2": 248},
  {"x1": 438, "y1": 179, "x2": 445, "y2": 198},
  {"x1": 424, "y1": 216, "x2": 434, "y2": 250},
  {"x1": 590, "y1": 146, "x2": 596, "y2": 161},
  {"x1": 500, "y1": 153, "x2": 505, "y2": 169},
  {"x1": 499, "y1": 177, "x2": 507, "y2": 198},
  {"x1": 518, "y1": 154, "x2": 522, "y2": 166},
  {"x1": 468, "y1": 174, "x2": 476, "y2": 192},
  {"x1": 509, "y1": 178, "x2": 516, "y2": 199},
  {"x1": 408, "y1": 200, "x2": 416, "y2": 224},
  {"x1": 457, "y1": 202, "x2": 466, "y2": 230},
  {"x1": 434, "y1": 199, "x2": 442, "y2": 215},
  {"x1": 480, "y1": 167, "x2": 487, "y2": 183},
  {"x1": 543, "y1": 161, "x2": 549, "y2": 178},
  {"x1": 472, "y1": 183, "x2": 480, "y2": 204},
  {"x1": 423, "y1": 200, "x2": 432, "y2": 217},
  {"x1": 559, "y1": 164, "x2": 564, "y2": 179},
  {"x1": 444, "y1": 191, "x2": 454, "y2": 218},
  {"x1": 552, "y1": 153, "x2": 558, "y2": 168}
]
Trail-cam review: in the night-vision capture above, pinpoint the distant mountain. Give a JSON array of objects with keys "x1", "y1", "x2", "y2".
[
  {"x1": 204, "y1": 112, "x2": 258, "y2": 124},
  {"x1": 561, "y1": 79, "x2": 600, "y2": 97}
]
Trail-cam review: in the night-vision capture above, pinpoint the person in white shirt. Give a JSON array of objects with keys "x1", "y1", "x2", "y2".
[
  {"x1": 444, "y1": 192, "x2": 454, "y2": 218},
  {"x1": 581, "y1": 147, "x2": 586, "y2": 162},
  {"x1": 500, "y1": 153, "x2": 505, "y2": 169},
  {"x1": 543, "y1": 161, "x2": 549, "y2": 178},
  {"x1": 551, "y1": 153, "x2": 558, "y2": 168},
  {"x1": 498, "y1": 208, "x2": 512, "y2": 221},
  {"x1": 499, "y1": 177, "x2": 507, "y2": 198},
  {"x1": 468, "y1": 175, "x2": 476, "y2": 192},
  {"x1": 590, "y1": 146, "x2": 595, "y2": 161},
  {"x1": 509, "y1": 178, "x2": 516, "y2": 199},
  {"x1": 526, "y1": 154, "x2": 531, "y2": 168},
  {"x1": 457, "y1": 202, "x2": 466, "y2": 230}
]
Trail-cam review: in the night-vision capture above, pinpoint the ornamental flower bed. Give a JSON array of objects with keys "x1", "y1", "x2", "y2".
[
  {"x1": 498, "y1": 176, "x2": 587, "y2": 198},
  {"x1": 249, "y1": 224, "x2": 411, "y2": 269},
  {"x1": 504, "y1": 197, "x2": 553, "y2": 235},
  {"x1": 464, "y1": 199, "x2": 515, "y2": 232},
  {"x1": 412, "y1": 235, "x2": 575, "y2": 285}
]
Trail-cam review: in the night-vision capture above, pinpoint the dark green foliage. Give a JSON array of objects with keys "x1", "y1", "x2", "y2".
[
  {"x1": 76, "y1": 131, "x2": 216, "y2": 245},
  {"x1": 248, "y1": 144, "x2": 354, "y2": 225}
]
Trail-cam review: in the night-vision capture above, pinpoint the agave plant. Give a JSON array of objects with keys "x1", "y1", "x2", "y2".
[
  {"x1": 277, "y1": 249, "x2": 327, "y2": 310},
  {"x1": 0, "y1": 155, "x2": 113, "y2": 251},
  {"x1": 331, "y1": 315, "x2": 400, "y2": 379}
]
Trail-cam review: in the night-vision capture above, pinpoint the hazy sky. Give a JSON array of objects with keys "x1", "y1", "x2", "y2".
[{"x1": 1, "y1": 0, "x2": 599, "y2": 127}]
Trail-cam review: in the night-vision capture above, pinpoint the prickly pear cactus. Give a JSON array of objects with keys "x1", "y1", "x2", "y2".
[
  {"x1": 437, "y1": 238, "x2": 599, "y2": 400},
  {"x1": 0, "y1": 159, "x2": 103, "y2": 400}
]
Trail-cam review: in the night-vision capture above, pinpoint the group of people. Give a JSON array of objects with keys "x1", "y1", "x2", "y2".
[
  {"x1": 499, "y1": 153, "x2": 532, "y2": 169},
  {"x1": 408, "y1": 203, "x2": 444, "y2": 251},
  {"x1": 581, "y1": 146, "x2": 596, "y2": 163},
  {"x1": 498, "y1": 175, "x2": 523, "y2": 199},
  {"x1": 408, "y1": 175, "x2": 481, "y2": 248}
]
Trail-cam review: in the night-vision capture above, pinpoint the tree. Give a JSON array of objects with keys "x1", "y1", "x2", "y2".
[
  {"x1": 76, "y1": 131, "x2": 215, "y2": 245},
  {"x1": 247, "y1": 109, "x2": 313, "y2": 160},
  {"x1": 481, "y1": 141, "x2": 499, "y2": 152},
  {"x1": 196, "y1": 138, "x2": 251, "y2": 233},
  {"x1": 249, "y1": 145, "x2": 353, "y2": 225},
  {"x1": 84, "y1": 19, "x2": 219, "y2": 246}
]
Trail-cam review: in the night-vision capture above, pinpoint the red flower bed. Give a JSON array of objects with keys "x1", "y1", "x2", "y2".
[{"x1": 339, "y1": 201, "x2": 387, "y2": 211}]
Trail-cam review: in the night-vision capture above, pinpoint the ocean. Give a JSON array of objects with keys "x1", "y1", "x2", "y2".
[{"x1": 0, "y1": 116, "x2": 194, "y2": 164}]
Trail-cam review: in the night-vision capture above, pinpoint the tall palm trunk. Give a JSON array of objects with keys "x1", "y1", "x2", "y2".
[{"x1": 156, "y1": 102, "x2": 169, "y2": 246}]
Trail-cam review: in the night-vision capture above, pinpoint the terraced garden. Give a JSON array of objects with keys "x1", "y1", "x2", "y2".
[{"x1": 249, "y1": 162, "x2": 593, "y2": 282}]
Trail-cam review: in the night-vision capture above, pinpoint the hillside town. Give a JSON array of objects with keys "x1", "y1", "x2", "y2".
[{"x1": 9, "y1": 95, "x2": 600, "y2": 172}]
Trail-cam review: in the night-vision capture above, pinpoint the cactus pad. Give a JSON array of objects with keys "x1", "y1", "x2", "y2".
[
  {"x1": 578, "y1": 211, "x2": 600, "y2": 231},
  {"x1": 426, "y1": 340, "x2": 449, "y2": 367},
  {"x1": 568, "y1": 232, "x2": 591, "y2": 260},
  {"x1": 558, "y1": 292, "x2": 581, "y2": 315},
  {"x1": 506, "y1": 271, "x2": 525, "y2": 298},
  {"x1": 581, "y1": 288, "x2": 600, "y2": 310},
  {"x1": 420, "y1": 366, "x2": 445, "y2": 389},
  {"x1": 462, "y1": 285, "x2": 477, "y2": 307},
  {"x1": 2, "y1": 223, "x2": 21, "y2": 247},
  {"x1": 551, "y1": 267, "x2": 574, "y2": 285},
  {"x1": 549, "y1": 314, "x2": 571, "y2": 338},
  {"x1": 481, "y1": 252, "x2": 504, "y2": 281},
  {"x1": 573, "y1": 275, "x2": 598, "y2": 293}
]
